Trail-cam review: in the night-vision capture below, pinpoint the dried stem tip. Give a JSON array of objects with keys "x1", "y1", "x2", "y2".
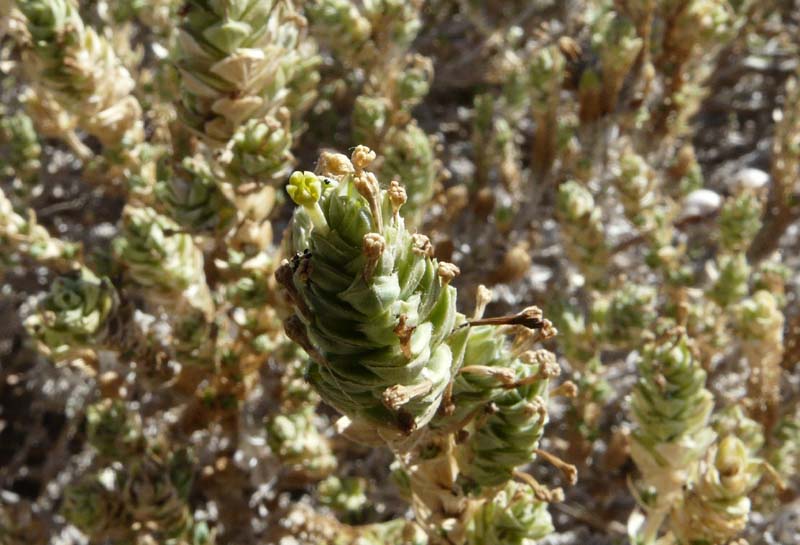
[
  {"x1": 388, "y1": 180, "x2": 408, "y2": 218},
  {"x1": 550, "y1": 380, "x2": 578, "y2": 398},
  {"x1": 352, "y1": 145, "x2": 377, "y2": 170},
  {"x1": 362, "y1": 233, "x2": 386, "y2": 281},
  {"x1": 411, "y1": 234, "x2": 433, "y2": 257},
  {"x1": 460, "y1": 365, "x2": 517, "y2": 386},
  {"x1": 437, "y1": 262, "x2": 460, "y2": 285},
  {"x1": 521, "y1": 398, "x2": 547, "y2": 418},
  {"x1": 472, "y1": 285, "x2": 493, "y2": 320},
  {"x1": 394, "y1": 314, "x2": 415, "y2": 358},
  {"x1": 515, "y1": 470, "x2": 565, "y2": 503},
  {"x1": 354, "y1": 171, "x2": 384, "y2": 234},
  {"x1": 534, "y1": 448, "x2": 578, "y2": 485},
  {"x1": 521, "y1": 350, "x2": 561, "y2": 378},
  {"x1": 382, "y1": 381, "x2": 433, "y2": 411},
  {"x1": 469, "y1": 306, "x2": 545, "y2": 329},
  {"x1": 316, "y1": 151, "x2": 354, "y2": 178}
]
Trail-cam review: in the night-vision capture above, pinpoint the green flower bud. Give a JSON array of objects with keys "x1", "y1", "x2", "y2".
[
  {"x1": 682, "y1": 292, "x2": 728, "y2": 359},
  {"x1": 629, "y1": 330, "x2": 715, "y2": 510},
  {"x1": 278, "y1": 148, "x2": 466, "y2": 433},
  {"x1": 547, "y1": 300, "x2": 594, "y2": 364},
  {"x1": 556, "y1": 181, "x2": 608, "y2": 287},
  {"x1": 527, "y1": 44, "x2": 565, "y2": 117},
  {"x1": 113, "y1": 206, "x2": 206, "y2": 294},
  {"x1": 718, "y1": 190, "x2": 763, "y2": 254},
  {"x1": 707, "y1": 253, "x2": 750, "y2": 308},
  {"x1": 455, "y1": 327, "x2": 555, "y2": 488},
  {"x1": 352, "y1": 95, "x2": 390, "y2": 147},
  {"x1": 712, "y1": 405, "x2": 764, "y2": 454},
  {"x1": 317, "y1": 476, "x2": 368, "y2": 515},
  {"x1": 222, "y1": 114, "x2": 294, "y2": 186},
  {"x1": 156, "y1": 155, "x2": 236, "y2": 234},
  {"x1": 172, "y1": 310, "x2": 217, "y2": 366},
  {"x1": 644, "y1": 207, "x2": 691, "y2": 281},
  {"x1": 86, "y1": 400, "x2": 144, "y2": 460},
  {"x1": 678, "y1": 0, "x2": 734, "y2": 48},
  {"x1": 631, "y1": 331, "x2": 714, "y2": 456},
  {"x1": 733, "y1": 290, "x2": 783, "y2": 342},
  {"x1": 16, "y1": 0, "x2": 143, "y2": 149},
  {"x1": 499, "y1": 55, "x2": 529, "y2": 118},
  {"x1": 670, "y1": 436, "x2": 761, "y2": 545},
  {"x1": 380, "y1": 124, "x2": 437, "y2": 226},
  {"x1": 104, "y1": 0, "x2": 177, "y2": 31},
  {"x1": 752, "y1": 259, "x2": 789, "y2": 305},
  {"x1": 1, "y1": 187, "x2": 80, "y2": 266},
  {"x1": 572, "y1": 356, "x2": 613, "y2": 439},
  {"x1": 362, "y1": 0, "x2": 422, "y2": 52},
  {"x1": 769, "y1": 416, "x2": 800, "y2": 486},
  {"x1": 733, "y1": 290, "x2": 783, "y2": 425},
  {"x1": 394, "y1": 55, "x2": 434, "y2": 110},
  {"x1": 558, "y1": 181, "x2": 595, "y2": 220},
  {"x1": 0, "y1": 110, "x2": 41, "y2": 185},
  {"x1": 592, "y1": 10, "x2": 642, "y2": 88},
  {"x1": 266, "y1": 406, "x2": 336, "y2": 478},
  {"x1": 174, "y1": 0, "x2": 318, "y2": 144},
  {"x1": 306, "y1": 0, "x2": 373, "y2": 68},
  {"x1": 24, "y1": 268, "x2": 117, "y2": 361},
  {"x1": 616, "y1": 149, "x2": 657, "y2": 228},
  {"x1": 466, "y1": 482, "x2": 554, "y2": 545},
  {"x1": 191, "y1": 520, "x2": 216, "y2": 545},
  {"x1": 224, "y1": 272, "x2": 271, "y2": 309},
  {"x1": 309, "y1": 0, "x2": 422, "y2": 72},
  {"x1": 437, "y1": 325, "x2": 518, "y2": 427},
  {"x1": 601, "y1": 283, "x2": 657, "y2": 347},
  {"x1": 285, "y1": 45, "x2": 323, "y2": 124},
  {"x1": 628, "y1": 330, "x2": 719, "y2": 545}
]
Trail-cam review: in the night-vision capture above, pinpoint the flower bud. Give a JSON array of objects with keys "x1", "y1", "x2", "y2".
[
  {"x1": 156, "y1": 155, "x2": 236, "y2": 234},
  {"x1": 24, "y1": 268, "x2": 117, "y2": 361},
  {"x1": 278, "y1": 149, "x2": 464, "y2": 433},
  {"x1": 175, "y1": 0, "x2": 318, "y2": 144},
  {"x1": 113, "y1": 206, "x2": 207, "y2": 296},
  {"x1": 466, "y1": 482, "x2": 554, "y2": 545}
]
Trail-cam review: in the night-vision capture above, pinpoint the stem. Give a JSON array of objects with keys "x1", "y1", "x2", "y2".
[
  {"x1": 746, "y1": 199, "x2": 797, "y2": 264},
  {"x1": 305, "y1": 203, "x2": 329, "y2": 235}
]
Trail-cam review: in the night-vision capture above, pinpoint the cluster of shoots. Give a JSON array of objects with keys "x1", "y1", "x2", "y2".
[
  {"x1": 278, "y1": 146, "x2": 572, "y2": 544},
  {"x1": 0, "y1": 2, "x2": 798, "y2": 545}
]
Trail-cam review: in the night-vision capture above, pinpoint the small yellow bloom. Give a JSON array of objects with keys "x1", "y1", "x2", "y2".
[{"x1": 287, "y1": 171, "x2": 322, "y2": 207}]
